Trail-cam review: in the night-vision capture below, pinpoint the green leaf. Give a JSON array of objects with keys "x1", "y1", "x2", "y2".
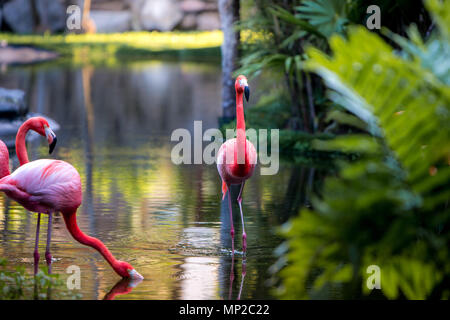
[
  {"x1": 296, "y1": 0, "x2": 349, "y2": 37},
  {"x1": 277, "y1": 0, "x2": 450, "y2": 300}
]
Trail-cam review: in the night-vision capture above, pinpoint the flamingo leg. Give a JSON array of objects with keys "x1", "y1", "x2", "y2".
[
  {"x1": 237, "y1": 182, "x2": 247, "y2": 252},
  {"x1": 226, "y1": 184, "x2": 235, "y2": 253},
  {"x1": 45, "y1": 212, "x2": 53, "y2": 272},
  {"x1": 33, "y1": 213, "x2": 41, "y2": 275},
  {"x1": 228, "y1": 252, "x2": 235, "y2": 300},
  {"x1": 237, "y1": 258, "x2": 246, "y2": 300}
]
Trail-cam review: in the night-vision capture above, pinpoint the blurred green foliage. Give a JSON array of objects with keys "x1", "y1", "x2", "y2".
[
  {"x1": 237, "y1": 0, "x2": 433, "y2": 141},
  {"x1": 295, "y1": 0, "x2": 349, "y2": 38},
  {"x1": 0, "y1": 31, "x2": 222, "y2": 66},
  {"x1": 274, "y1": 0, "x2": 450, "y2": 299},
  {"x1": 0, "y1": 258, "x2": 81, "y2": 300}
]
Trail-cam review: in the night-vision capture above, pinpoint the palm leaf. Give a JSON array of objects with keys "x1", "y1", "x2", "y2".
[
  {"x1": 277, "y1": 0, "x2": 450, "y2": 300},
  {"x1": 296, "y1": 0, "x2": 349, "y2": 37},
  {"x1": 306, "y1": 26, "x2": 450, "y2": 203},
  {"x1": 268, "y1": 5, "x2": 327, "y2": 39}
]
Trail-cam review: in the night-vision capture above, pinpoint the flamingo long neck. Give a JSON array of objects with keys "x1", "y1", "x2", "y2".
[
  {"x1": 16, "y1": 121, "x2": 32, "y2": 165},
  {"x1": 236, "y1": 90, "x2": 247, "y2": 164},
  {"x1": 62, "y1": 210, "x2": 123, "y2": 276}
]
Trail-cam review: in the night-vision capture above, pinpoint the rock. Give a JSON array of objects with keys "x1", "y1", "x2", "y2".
[
  {"x1": 89, "y1": 10, "x2": 132, "y2": 33},
  {"x1": 0, "y1": 118, "x2": 26, "y2": 148},
  {"x1": 197, "y1": 12, "x2": 221, "y2": 30},
  {"x1": 91, "y1": 0, "x2": 130, "y2": 11},
  {"x1": 0, "y1": 46, "x2": 58, "y2": 65},
  {"x1": 203, "y1": 1, "x2": 218, "y2": 11},
  {"x1": 180, "y1": 0, "x2": 217, "y2": 13},
  {"x1": 3, "y1": 0, "x2": 35, "y2": 34},
  {"x1": 35, "y1": 0, "x2": 66, "y2": 33},
  {"x1": 0, "y1": 87, "x2": 27, "y2": 118},
  {"x1": 129, "y1": 0, "x2": 146, "y2": 30},
  {"x1": 179, "y1": 13, "x2": 197, "y2": 30},
  {"x1": 180, "y1": 0, "x2": 206, "y2": 13},
  {"x1": 0, "y1": 113, "x2": 60, "y2": 148},
  {"x1": 139, "y1": 0, "x2": 183, "y2": 31}
]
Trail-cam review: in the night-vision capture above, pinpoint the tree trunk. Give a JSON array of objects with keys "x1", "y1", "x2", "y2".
[
  {"x1": 218, "y1": 0, "x2": 240, "y2": 120},
  {"x1": 30, "y1": 0, "x2": 41, "y2": 33},
  {"x1": 83, "y1": 0, "x2": 91, "y2": 20},
  {"x1": 82, "y1": 0, "x2": 96, "y2": 33},
  {"x1": 284, "y1": 72, "x2": 302, "y2": 131},
  {"x1": 304, "y1": 72, "x2": 316, "y2": 133},
  {"x1": 296, "y1": 73, "x2": 311, "y2": 133}
]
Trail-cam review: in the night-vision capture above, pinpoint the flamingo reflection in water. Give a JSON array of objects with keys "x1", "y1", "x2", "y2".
[
  {"x1": 103, "y1": 278, "x2": 143, "y2": 300},
  {"x1": 228, "y1": 253, "x2": 246, "y2": 300},
  {"x1": 220, "y1": 183, "x2": 246, "y2": 300}
]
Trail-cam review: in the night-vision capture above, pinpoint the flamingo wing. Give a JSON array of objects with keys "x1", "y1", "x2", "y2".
[
  {"x1": 217, "y1": 138, "x2": 257, "y2": 186},
  {"x1": 0, "y1": 159, "x2": 82, "y2": 212}
]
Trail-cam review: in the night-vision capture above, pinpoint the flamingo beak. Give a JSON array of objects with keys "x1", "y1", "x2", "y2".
[
  {"x1": 49, "y1": 137, "x2": 57, "y2": 154},
  {"x1": 45, "y1": 127, "x2": 57, "y2": 154},
  {"x1": 244, "y1": 85, "x2": 250, "y2": 102},
  {"x1": 128, "y1": 269, "x2": 144, "y2": 280}
]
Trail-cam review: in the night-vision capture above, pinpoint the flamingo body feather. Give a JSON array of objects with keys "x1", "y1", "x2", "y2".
[
  {"x1": 0, "y1": 159, "x2": 82, "y2": 214},
  {"x1": 217, "y1": 138, "x2": 257, "y2": 195}
]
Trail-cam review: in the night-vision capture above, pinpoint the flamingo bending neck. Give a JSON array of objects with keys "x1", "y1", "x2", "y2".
[
  {"x1": 62, "y1": 210, "x2": 129, "y2": 276},
  {"x1": 0, "y1": 118, "x2": 142, "y2": 279}
]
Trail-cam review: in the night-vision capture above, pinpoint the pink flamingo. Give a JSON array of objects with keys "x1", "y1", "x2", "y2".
[
  {"x1": 0, "y1": 117, "x2": 143, "y2": 280},
  {"x1": 217, "y1": 75, "x2": 257, "y2": 252}
]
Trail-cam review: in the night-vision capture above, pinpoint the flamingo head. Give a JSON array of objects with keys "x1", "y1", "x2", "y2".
[
  {"x1": 235, "y1": 75, "x2": 250, "y2": 102},
  {"x1": 28, "y1": 117, "x2": 57, "y2": 154},
  {"x1": 116, "y1": 261, "x2": 144, "y2": 280}
]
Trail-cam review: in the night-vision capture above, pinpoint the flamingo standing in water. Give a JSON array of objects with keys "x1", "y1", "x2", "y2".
[
  {"x1": 217, "y1": 75, "x2": 257, "y2": 252},
  {"x1": 0, "y1": 117, "x2": 143, "y2": 280}
]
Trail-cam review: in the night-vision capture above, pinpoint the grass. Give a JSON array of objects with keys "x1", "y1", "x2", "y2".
[{"x1": 0, "y1": 31, "x2": 223, "y2": 65}]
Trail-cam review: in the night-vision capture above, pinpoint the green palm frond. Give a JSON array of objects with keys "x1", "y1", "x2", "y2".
[
  {"x1": 296, "y1": 0, "x2": 349, "y2": 37},
  {"x1": 306, "y1": 26, "x2": 450, "y2": 208},
  {"x1": 269, "y1": 5, "x2": 327, "y2": 39},
  {"x1": 276, "y1": 0, "x2": 450, "y2": 300},
  {"x1": 426, "y1": 0, "x2": 450, "y2": 40},
  {"x1": 387, "y1": 25, "x2": 450, "y2": 85}
]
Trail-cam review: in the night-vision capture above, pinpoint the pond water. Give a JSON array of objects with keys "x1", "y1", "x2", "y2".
[{"x1": 0, "y1": 60, "x2": 324, "y2": 300}]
